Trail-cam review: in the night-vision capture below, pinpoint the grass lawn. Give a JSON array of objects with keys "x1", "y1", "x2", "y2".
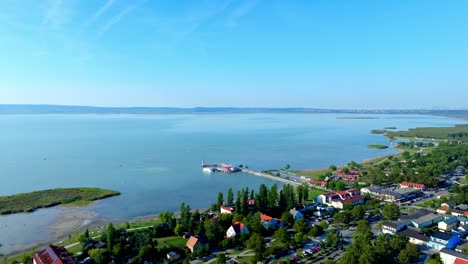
[
  {"x1": 126, "y1": 218, "x2": 161, "y2": 229},
  {"x1": 306, "y1": 188, "x2": 328, "y2": 202},
  {"x1": 0, "y1": 188, "x2": 120, "y2": 215},
  {"x1": 158, "y1": 236, "x2": 187, "y2": 248},
  {"x1": 294, "y1": 169, "x2": 330, "y2": 179},
  {"x1": 461, "y1": 177, "x2": 468, "y2": 184}
]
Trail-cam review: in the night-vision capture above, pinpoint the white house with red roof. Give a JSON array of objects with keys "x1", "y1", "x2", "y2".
[
  {"x1": 260, "y1": 214, "x2": 283, "y2": 229},
  {"x1": 220, "y1": 205, "x2": 235, "y2": 214},
  {"x1": 317, "y1": 189, "x2": 363, "y2": 209},
  {"x1": 400, "y1": 181, "x2": 426, "y2": 191},
  {"x1": 226, "y1": 222, "x2": 249, "y2": 238}
]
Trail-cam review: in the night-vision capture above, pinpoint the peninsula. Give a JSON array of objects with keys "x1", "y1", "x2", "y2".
[{"x1": 0, "y1": 188, "x2": 120, "y2": 215}]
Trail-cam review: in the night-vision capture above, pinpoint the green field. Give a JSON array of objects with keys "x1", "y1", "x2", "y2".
[
  {"x1": 158, "y1": 236, "x2": 188, "y2": 248},
  {"x1": 306, "y1": 188, "x2": 328, "y2": 202},
  {"x1": 0, "y1": 188, "x2": 120, "y2": 215},
  {"x1": 368, "y1": 144, "x2": 389, "y2": 149},
  {"x1": 371, "y1": 129, "x2": 387, "y2": 134},
  {"x1": 386, "y1": 124, "x2": 468, "y2": 140},
  {"x1": 293, "y1": 168, "x2": 330, "y2": 179}
]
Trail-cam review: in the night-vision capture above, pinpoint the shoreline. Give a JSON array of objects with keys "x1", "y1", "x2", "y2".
[{"x1": 2, "y1": 206, "x2": 209, "y2": 257}]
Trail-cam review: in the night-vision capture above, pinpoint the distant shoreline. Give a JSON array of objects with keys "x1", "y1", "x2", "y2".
[{"x1": 1, "y1": 104, "x2": 468, "y2": 116}]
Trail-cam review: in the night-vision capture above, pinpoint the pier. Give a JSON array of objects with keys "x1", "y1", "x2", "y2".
[
  {"x1": 240, "y1": 168, "x2": 301, "y2": 186},
  {"x1": 202, "y1": 160, "x2": 301, "y2": 186}
]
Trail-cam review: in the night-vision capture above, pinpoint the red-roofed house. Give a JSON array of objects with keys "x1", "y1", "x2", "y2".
[
  {"x1": 226, "y1": 222, "x2": 249, "y2": 238},
  {"x1": 309, "y1": 180, "x2": 327, "y2": 187},
  {"x1": 400, "y1": 181, "x2": 426, "y2": 191},
  {"x1": 220, "y1": 205, "x2": 235, "y2": 214},
  {"x1": 331, "y1": 195, "x2": 364, "y2": 209},
  {"x1": 248, "y1": 199, "x2": 255, "y2": 206},
  {"x1": 260, "y1": 214, "x2": 283, "y2": 229},
  {"x1": 33, "y1": 245, "x2": 76, "y2": 264},
  {"x1": 317, "y1": 189, "x2": 362, "y2": 209},
  {"x1": 186, "y1": 235, "x2": 209, "y2": 253}
]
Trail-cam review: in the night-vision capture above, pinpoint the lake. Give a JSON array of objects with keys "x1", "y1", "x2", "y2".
[{"x1": 0, "y1": 113, "x2": 465, "y2": 254}]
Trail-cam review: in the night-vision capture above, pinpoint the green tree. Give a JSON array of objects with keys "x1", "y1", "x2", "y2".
[
  {"x1": 329, "y1": 165, "x2": 337, "y2": 171},
  {"x1": 397, "y1": 243, "x2": 419, "y2": 264},
  {"x1": 217, "y1": 192, "x2": 224, "y2": 207},
  {"x1": 285, "y1": 164, "x2": 291, "y2": 170},
  {"x1": 215, "y1": 253, "x2": 227, "y2": 264},
  {"x1": 302, "y1": 183, "x2": 309, "y2": 202},
  {"x1": 319, "y1": 220, "x2": 329, "y2": 230},
  {"x1": 373, "y1": 235, "x2": 393, "y2": 264},
  {"x1": 382, "y1": 203, "x2": 400, "y2": 220},
  {"x1": 89, "y1": 248, "x2": 111, "y2": 264},
  {"x1": 351, "y1": 205, "x2": 365, "y2": 220},
  {"x1": 180, "y1": 202, "x2": 192, "y2": 231},
  {"x1": 255, "y1": 184, "x2": 269, "y2": 212},
  {"x1": 333, "y1": 211, "x2": 351, "y2": 225},
  {"x1": 250, "y1": 253, "x2": 263, "y2": 264},
  {"x1": 297, "y1": 185, "x2": 304, "y2": 204},
  {"x1": 106, "y1": 223, "x2": 117, "y2": 251},
  {"x1": 204, "y1": 219, "x2": 225, "y2": 245},
  {"x1": 268, "y1": 184, "x2": 279, "y2": 208},
  {"x1": 273, "y1": 227, "x2": 290, "y2": 244},
  {"x1": 159, "y1": 211, "x2": 176, "y2": 229},
  {"x1": 21, "y1": 254, "x2": 32, "y2": 264},
  {"x1": 281, "y1": 211, "x2": 294, "y2": 227},
  {"x1": 227, "y1": 188, "x2": 234, "y2": 204},
  {"x1": 247, "y1": 233, "x2": 265, "y2": 253},
  {"x1": 293, "y1": 218, "x2": 310, "y2": 234},
  {"x1": 354, "y1": 220, "x2": 373, "y2": 242},
  {"x1": 324, "y1": 259, "x2": 335, "y2": 264},
  {"x1": 325, "y1": 229, "x2": 340, "y2": 248}
]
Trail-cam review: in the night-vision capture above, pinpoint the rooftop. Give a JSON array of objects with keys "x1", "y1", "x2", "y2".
[
  {"x1": 432, "y1": 231, "x2": 456, "y2": 241},
  {"x1": 397, "y1": 226, "x2": 430, "y2": 242},
  {"x1": 33, "y1": 245, "x2": 76, "y2": 264},
  {"x1": 440, "y1": 248, "x2": 468, "y2": 261}
]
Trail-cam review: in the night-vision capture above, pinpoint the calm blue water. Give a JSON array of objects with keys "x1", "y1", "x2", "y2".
[{"x1": 0, "y1": 114, "x2": 465, "y2": 253}]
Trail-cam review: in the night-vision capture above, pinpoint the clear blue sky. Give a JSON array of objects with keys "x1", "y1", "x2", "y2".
[{"x1": 0, "y1": 0, "x2": 467, "y2": 109}]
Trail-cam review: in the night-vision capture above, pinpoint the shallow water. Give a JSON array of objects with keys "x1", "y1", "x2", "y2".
[{"x1": 0, "y1": 113, "x2": 465, "y2": 253}]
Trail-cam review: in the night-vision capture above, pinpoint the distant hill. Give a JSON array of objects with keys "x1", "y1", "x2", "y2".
[{"x1": 0, "y1": 104, "x2": 468, "y2": 116}]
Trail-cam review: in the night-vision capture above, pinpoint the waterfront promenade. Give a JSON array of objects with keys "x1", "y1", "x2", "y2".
[{"x1": 240, "y1": 168, "x2": 301, "y2": 186}]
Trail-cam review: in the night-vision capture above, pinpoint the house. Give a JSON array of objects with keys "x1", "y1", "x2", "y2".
[
  {"x1": 452, "y1": 209, "x2": 466, "y2": 217},
  {"x1": 458, "y1": 217, "x2": 468, "y2": 226},
  {"x1": 439, "y1": 217, "x2": 460, "y2": 232},
  {"x1": 33, "y1": 245, "x2": 76, "y2": 264},
  {"x1": 382, "y1": 221, "x2": 409, "y2": 235},
  {"x1": 309, "y1": 180, "x2": 327, "y2": 187},
  {"x1": 428, "y1": 231, "x2": 462, "y2": 251},
  {"x1": 247, "y1": 199, "x2": 255, "y2": 206},
  {"x1": 400, "y1": 181, "x2": 426, "y2": 191},
  {"x1": 331, "y1": 195, "x2": 364, "y2": 209},
  {"x1": 439, "y1": 206, "x2": 452, "y2": 214},
  {"x1": 443, "y1": 201, "x2": 457, "y2": 208},
  {"x1": 220, "y1": 205, "x2": 235, "y2": 214},
  {"x1": 289, "y1": 208, "x2": 304, "y2": 221},
  {"x1": 452, "y1": 226, "x2": 468, "y2": 238},
  {"x1": 317, "y1": 189, "x2": 361, "y2": 208},
  {"x1": 400, "y1": 209, "x2": 444, "y2": 229},
  {"x1": 397, "y1": 226, "x2": 430, "y2": 246},
  {"x1": 456, "y1": 242, "x2": 468, "y2": 253},
  {"x1": 313, "y1": 207, "x2": 335, "y2": 217},
  {"x1": 186, "y1": 235, "x2": 209, "y2": 253},
  {"x1": 226, "y1": 222, "x2": 249, "y2": 238},
  {"x1": 166, "y1": 251, "x2": 181, "y2": 262},
  {"x1": 260, "y1": 214, "x2": 283, "y2": 229},
  {"x1": 440, "y1": 248, "x2": 468, "y2": 264}
]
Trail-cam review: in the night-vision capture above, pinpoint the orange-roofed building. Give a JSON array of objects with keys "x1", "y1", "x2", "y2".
[
  {"x1": 226, "y1": 222, "x2": 249, "y2": 238},
  {"x1": 400, "y1": 181, "x2": 426, "y2": 191},
  {"x1": 33, "y1": 245, "x2": 76, "y2": 264}
]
